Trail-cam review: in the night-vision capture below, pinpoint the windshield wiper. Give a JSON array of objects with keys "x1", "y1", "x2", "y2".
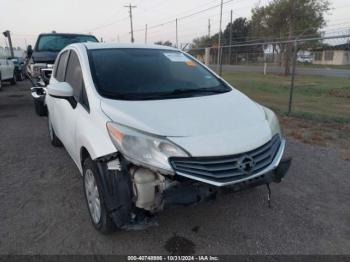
[
  {"x1": 169, "y1": 87, "x2": 230, "y2": 95},
  {"x1": 105, "y1": 87, "x2": 230, "y2": 100}
]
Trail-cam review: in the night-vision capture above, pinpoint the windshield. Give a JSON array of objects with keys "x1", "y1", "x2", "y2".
[
  {"x1": 89, "y1": 48, "x2": 231, "y2": 100},
  {"x1": 36, "y1": 35, "x2": 98, "y2": 52}
]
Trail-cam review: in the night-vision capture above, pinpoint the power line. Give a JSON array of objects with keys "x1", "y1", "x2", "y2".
[
  {"x1": 189, "y1": 33, "x2": 350, "y2": 50},
  {"x1": 85, "y1": 2, "x2": 350, "y2": 35},
  {"x1": 82, "y1": 16, "x2": 129, "y2": 33},
  {"x1": 133, "y1": 0, "x2": 236, "y2": 33}
]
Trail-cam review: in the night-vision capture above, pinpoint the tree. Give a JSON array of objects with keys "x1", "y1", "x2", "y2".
[
  {"x1": 250, "y1": 0, "x2": 330, "y2": 75},
  {"x1": 154, "y1": 40, "x2": 173, "y2": 47},
  {"x1": 191, "y1": 17, "x2": 250, "y2": 48},
  {"x1": 222, "y1": 17, "x2": 250, "y2": 45},
  {"x1": 191, "y1": 17, "x2": 263, "y2": 64},
  {"x1": 221, "y1": 17, "x2": 263, "y2": 64}
]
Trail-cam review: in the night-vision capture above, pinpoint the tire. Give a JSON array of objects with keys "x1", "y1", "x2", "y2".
[
  {"x1": 48, "y1": 114, "x2": 62, "y2": 147},
  {"x1": 83, "y1": 158, "x2": 116, "y2": 234},
  {"x1": 16, "y1": 70, "x2": 25, "y2": 81},
  {"x1": 10, "y1": 72, "x2": 16, "y2": 85},
  {"x1": 34, "y1": 99, "x2": 48, "y2": 116}
]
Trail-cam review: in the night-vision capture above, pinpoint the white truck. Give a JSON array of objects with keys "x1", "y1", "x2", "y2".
[{"x1": 0, "y1": 57, "x2": 16, "y2": 89}]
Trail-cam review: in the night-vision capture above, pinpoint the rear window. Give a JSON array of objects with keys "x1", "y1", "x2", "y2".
[
  {"x1": 88, "y1": 48, "x2": 230, "y2": 100},
  {"x1": 36, "y1": 35, "x2": 98, "y2": 52}
]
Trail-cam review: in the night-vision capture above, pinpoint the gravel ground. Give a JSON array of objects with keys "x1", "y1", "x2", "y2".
[{"x1": 0, "y1": 81, "x2": 349, "y2": 255}]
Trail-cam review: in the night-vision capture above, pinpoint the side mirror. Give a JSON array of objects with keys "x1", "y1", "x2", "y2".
[
  {"x1": 48, "y1": 82, "x2": 77, "y2": 108},
  {"x1": 27, "y1": 45, "x2": 33, "y2": 58}
]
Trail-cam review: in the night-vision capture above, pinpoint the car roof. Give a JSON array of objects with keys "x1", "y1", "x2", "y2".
[{"x1": 81, "y1": 42, "x2": 179, "y2": 51}]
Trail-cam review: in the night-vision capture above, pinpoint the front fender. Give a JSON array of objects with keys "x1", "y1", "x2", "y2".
[{"x1": 75, "y1": 109, "x2": 116, "y2": 173}]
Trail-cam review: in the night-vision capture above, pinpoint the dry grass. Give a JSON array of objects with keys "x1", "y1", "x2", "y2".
[
  {"x1": 309, "y1": 131, "x2": 327, "y2": 146},
  {"x1": 297, "y1": 122, "x2": 312, "y2": 129},
  {"x1": 344, "y1": 151, "x2": 350, "y2": 161},
  {"x1": 289, "y1": 130, "x2": 303, "y2": 140},
  {"x1": 281, "y1": 115, "x2": 350, "y2": 152}
]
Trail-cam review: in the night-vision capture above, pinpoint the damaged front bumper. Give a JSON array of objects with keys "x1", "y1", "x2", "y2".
[
  {"x1": 94, "y1": 141, "x2": 291, "y2": 229},
  {"x1": 162, "y1": 137, "x2": 291, "y2": 206},
  {"x1": 163, "y1": 158, "x2": 291, "y2": 207}
]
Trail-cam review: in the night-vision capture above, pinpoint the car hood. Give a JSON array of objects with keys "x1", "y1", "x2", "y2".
[{"x1": 101, "y1": 91, "x2": 274, "y2": 156}]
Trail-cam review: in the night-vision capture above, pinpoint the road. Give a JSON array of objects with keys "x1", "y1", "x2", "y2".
[
  {"x1": 210, "y1": 64, "x2": 350, "y2": 78},
  {"x1": 0, "y1": 81, "x2": 350, "y2": 255}
]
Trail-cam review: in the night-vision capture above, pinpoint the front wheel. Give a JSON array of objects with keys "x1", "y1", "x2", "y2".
[
  {"x1": 83, "y1": 158, "x2": 116, "y2": 234},
  {"x1": 16, "y1": 70, "x2": 25, "y2": 81},
  {"x1": 34, "y1": 99, "x2": 48, "y2": 116}
]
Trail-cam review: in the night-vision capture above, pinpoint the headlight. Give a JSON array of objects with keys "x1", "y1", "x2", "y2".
[
  {"x1": 262, "y1": 106, "x2": 281, "y2": 135},
  {"x1": 106, "y1": 122, "x2": 189, "y2": 173},
  {"x1": 30, "y1": 64, "x2": 47, "y2": 77}
]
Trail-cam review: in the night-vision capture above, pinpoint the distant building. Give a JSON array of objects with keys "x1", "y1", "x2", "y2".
[{"x1": 312, "y1": 43, "x2": 350, "y2": 66}]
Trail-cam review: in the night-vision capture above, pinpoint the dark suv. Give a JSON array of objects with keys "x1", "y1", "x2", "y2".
[{"x1": 27, "y1": 33, "x2": 98, "y2": 115}]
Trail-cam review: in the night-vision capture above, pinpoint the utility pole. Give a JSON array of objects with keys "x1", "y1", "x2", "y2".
[
  {"x1": 217, "y1": 0, "x2": 223, "y2": 75},
  {"x1": 288, "y1": 40, "x2": 298, "y2": 115},
  {"x1": 285, "y1": 0, "x2": 295, "y2": 76},
  {"x1": 176, "y1": 18, "x2": 178, "y2": 48},
  {"x1": 124, "y1": 4, "x2": 137, "y2": 43},
  {"x1": 228, "y1": 10, "x2": 233, "y2": 64},
  {"x1": 2, "y1": 30, "x2": 14, "y2": 58},
  {"x1": 208, "y1": 19, "x2": 211, "y2": 38},
  {"x1": 145, "y1": 24, "x2": 148, "y2": 44}
]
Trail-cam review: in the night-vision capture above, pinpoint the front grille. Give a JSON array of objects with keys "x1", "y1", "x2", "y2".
[{"x1": 170, "y1": 134, "x2": 281, "y2": 184}]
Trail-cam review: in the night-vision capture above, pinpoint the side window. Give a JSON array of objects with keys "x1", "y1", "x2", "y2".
[
  {"x1": 81, "y1": 82, "x2": 90, "y2": 111},
  {"x1": 55, "y1": 51, "x2": 69, "y2": 81},
  {"x1": 65, "y1": 51, "x2": 89, "y2": 110}
]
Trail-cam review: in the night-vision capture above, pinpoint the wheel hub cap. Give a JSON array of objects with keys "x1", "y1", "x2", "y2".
[{"x1": 84, "y1": 170, "x2": 101, "y2": 224}]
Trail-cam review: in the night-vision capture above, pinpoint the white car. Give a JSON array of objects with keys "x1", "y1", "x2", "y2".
[
  {"x1": 297, "y1": 55, "x2": 313, "y2": 64},
  {"x1": 46, "y1": 43, "x2": 291, "y2": 233},
  {"x1": 0, "y1": 58, "x2": 16, "y2": 89}
]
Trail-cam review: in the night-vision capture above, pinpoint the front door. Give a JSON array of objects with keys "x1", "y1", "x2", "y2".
[{"x1": 50, "y1": 49, "x2": 88, "y2": 165}]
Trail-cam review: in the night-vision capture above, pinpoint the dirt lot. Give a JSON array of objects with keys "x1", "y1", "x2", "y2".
[{"x1": 0, "y1": 81, "x2": 349, "y2": 255}]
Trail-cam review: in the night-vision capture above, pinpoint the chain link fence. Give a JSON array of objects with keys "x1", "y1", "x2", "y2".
[{"x1": 188, "y1": 35, "x2": 350, "y2": 123}]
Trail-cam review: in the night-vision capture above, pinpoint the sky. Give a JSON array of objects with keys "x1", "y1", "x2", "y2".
[{"x1": 1, "y1": 0, "x2": 350, "y2": 49}]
